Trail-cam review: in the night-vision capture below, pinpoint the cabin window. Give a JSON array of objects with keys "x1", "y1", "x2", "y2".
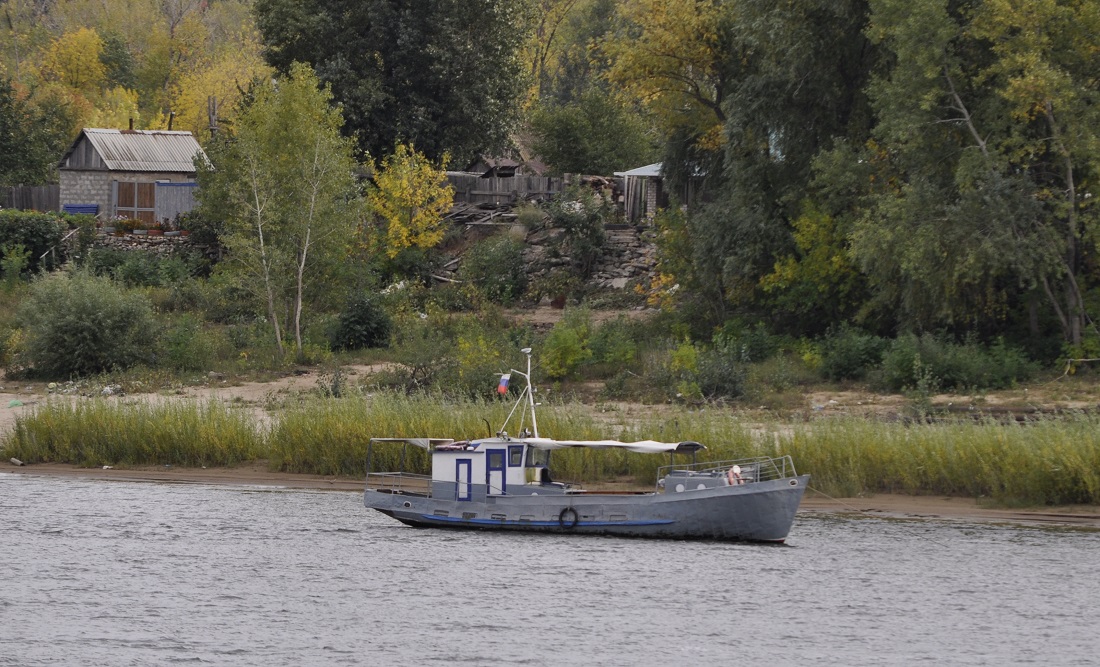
[
  {"x1": 487, "y1": 450, "x2": 505, "y2": 470},
  {"x1": 508, "y1": 445, "x2": 523, "y2": 467},
  {"x1": 526, "y1": 448, "x2": 549, "y2": 467}
]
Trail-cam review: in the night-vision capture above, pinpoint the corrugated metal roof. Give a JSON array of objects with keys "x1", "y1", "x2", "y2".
[
  {"x1": 614, "y1": 162, "x2": 663, "y2": 178},
  {"x1": 64, "y1": 128, "x2": 207, "y2": 173}
]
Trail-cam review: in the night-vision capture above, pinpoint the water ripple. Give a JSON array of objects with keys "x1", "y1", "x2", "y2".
[{"x1": 3, "y1": 475, "x2": 1099, "y2": 666}]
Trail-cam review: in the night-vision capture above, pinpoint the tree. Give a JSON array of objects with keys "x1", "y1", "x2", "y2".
[
  {"x1": 197, "y1": 62, "x2": 360, "y2": 358},
  {"x1": 529, "y1": 90, "x2": 656, "y2": 175},
  {"x1": 524, "y1": 0, "x2": 583, "y2": 102},
  {"x1": 602, "y1": 0, "x2": 736, "y2": 153},
  {"x1": 647, "y1": 0, "x2": 877, "y2": 328},
  {"x1": 170, "y1": 42, "x2": 272, "y2": 142},
  {"x1": 0, "y1": 77, "x2": 78, "y2": 185},
  {"x1": 253, "y1": 0, "x2": 530, "y2": 163},
  {"x1": 366, "y1": 143, "x2": 454, "y2": 259},
  {"x1": 850, "y1": 0, "x2": 1100, "y2": 345},
  {"x1": 40, "y1": 27, "x2": 106, "y2": 93}
]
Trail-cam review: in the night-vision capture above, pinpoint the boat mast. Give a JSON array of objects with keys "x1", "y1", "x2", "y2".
[
  {"x1": 499, "y1": 347, "x2": 539, "y2": 438},
  {"x1": 524, "y1": 348, "x2": 538, "y2": 438}
]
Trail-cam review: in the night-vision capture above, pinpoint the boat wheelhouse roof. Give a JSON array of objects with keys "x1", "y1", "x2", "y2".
[{"x1": 370, "y1": 437, "x2": 704, "y2": 454}]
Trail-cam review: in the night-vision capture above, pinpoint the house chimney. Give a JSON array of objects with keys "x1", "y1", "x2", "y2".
[
  {"x1": 128, "y1": 117, "x2": 134, "y2": 130},
  {"x1": 168, "y1": 111, "x2": 175, "y2": 131}
]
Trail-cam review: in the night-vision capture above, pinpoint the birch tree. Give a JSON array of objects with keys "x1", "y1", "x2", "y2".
[{"x1": 197, "y1": 62, "x2": 359, "y2": 359}]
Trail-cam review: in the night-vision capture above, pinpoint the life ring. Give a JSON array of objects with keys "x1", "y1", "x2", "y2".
[
  {"x1": 558, "y1": 507, "x2": 579, "y2": 529},
  {"x1": 727, "y1": 465, "x2": 744, "y2": 486}
]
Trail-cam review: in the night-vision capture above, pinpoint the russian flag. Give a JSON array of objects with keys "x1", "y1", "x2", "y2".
[{"x1": 497, "y1": 373, "x2": 510, "y2": 394}]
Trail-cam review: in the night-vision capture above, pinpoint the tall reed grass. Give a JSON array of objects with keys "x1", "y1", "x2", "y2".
[
  {"x1": 268, "y1": 391, "x2": 515, "y2": 475},
  {"x1": 4, "y1": 394, "x2": 1099, "y2": 506},
  {"x1": 778, "y1": 416, "x2": 1100, "y2": 505},
  {"x1": 3, "y1": 399, "x2": 263, "y2": 467}
]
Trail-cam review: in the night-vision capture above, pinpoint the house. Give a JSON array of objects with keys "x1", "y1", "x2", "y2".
[
  {"x1": 58, "y1": 128, "x2": 207, "y2": 223},
  {"x1": 615, "y1": 162, "x2": 666, "y2": 224},
  {"x1": 465, "y1": 154, "x2": 548, "y2": 179}
]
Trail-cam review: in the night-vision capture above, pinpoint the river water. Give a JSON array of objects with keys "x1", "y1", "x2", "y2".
[{"x1": 1, "y1": 474, "x2": 1098, "y2": 666}]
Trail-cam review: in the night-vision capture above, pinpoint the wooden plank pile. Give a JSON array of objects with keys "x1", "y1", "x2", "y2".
[{"x1": 444, "y1": 202, "x2": 518, "y2": 227}]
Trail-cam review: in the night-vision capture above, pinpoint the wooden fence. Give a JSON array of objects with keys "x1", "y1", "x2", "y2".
[
  {"x1": 1, "y1": 185, "x2": 59, "y2": 212},
  {"x1": 447, "y1": 174, "x2": 563, "y2": 205}
]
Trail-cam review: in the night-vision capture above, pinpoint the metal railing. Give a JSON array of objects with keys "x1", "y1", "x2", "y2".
[
  {"x1": 366, "y1": 472, "x2": 432, "y2": 497},
  {"x1": 655, "y1": 455, "x2": 798, "y2": 492}
]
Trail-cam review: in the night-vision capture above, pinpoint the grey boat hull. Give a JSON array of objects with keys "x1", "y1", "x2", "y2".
[{"x1": 364, "y1": 475, "x2": 809, "y2": 542}]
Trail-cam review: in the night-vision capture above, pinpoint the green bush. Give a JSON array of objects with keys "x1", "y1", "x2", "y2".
[
  {"x1": 543, "y1": 185, "x2": 608, "y2": 279},
  {"x1": 458, "y1": 234, "x2": 528, "y2": 305},
  {"x1": 819, "y1": 324, "x2": 888, "y2": 381},
  {"x1": 160, "y1": 314, "x2": 221, "y2": 372},
  {"x1": 696, "y1": 339, "x2": 746, "y2": 400},
  {"x1": 85, "y1": 247, "x2": 207, "y2": 289},
  {"x1": 0, "y1": 210, "x2": 67, "y2": 272},
  {"x1": 372, "y1": 311, "x2": 459, "y2": 393},
  {"x1": 1, "y1": 243, "x2": 31, "y2": 289},
  {"x1": 17, "y1": 270, "x2": 158, "y2": 377},
  {"x1": 542, "y1": 308, "x2": 592, "y2": 379},
  {"x1": 589, "y1": 316, "x2": 638, "y2": 366},
  {"x1": 331, "y1": 294, "x2": 392, "y2": 350},
  {"x1": 880, "y1": 333, "x2": 1038, "y2": 391},
  {"x1": 714, "y1": 321, "x2": 783, "y2": 363}
]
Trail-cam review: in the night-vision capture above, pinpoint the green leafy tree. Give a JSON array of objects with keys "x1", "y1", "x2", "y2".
[
  {"x1": 759, "y1": 202, "x2": 869, "y2": 334},
  {"x1": 850, "y1": 0, "x2": 1100, "y2": 344},
  {"x1": 524, "y1": 0, "x2": 617, "y2": 104},
  {"x1": 254, "y1": 0, "x2": 529, "y2": 163},
  {"x1": 602, "y1": 0, "x2": 734, "y2": 152},
  {"x1": 0, "y1": 78, "x2": 77, "y2": 185},
  {"x1": 197, "y1": 62, "x2": 360, "y2": 359},
  {"x1": 530, "y1": 90, "x2": 656, "y2": 175},
  {"x1": 640, "y1": 0, "x2": 877, "y2": 330}
]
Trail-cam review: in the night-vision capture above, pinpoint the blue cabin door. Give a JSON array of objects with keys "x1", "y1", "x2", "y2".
[
  {"x1": 486, "y1": 449, "x2": 506, "y2": 496},
  {"x1": 455, "y1": 459, "x2": 472, "y2": 501}
]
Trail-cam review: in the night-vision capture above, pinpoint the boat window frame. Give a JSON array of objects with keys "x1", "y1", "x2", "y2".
[
  {"x1": 525, "y1": 447, "x2": 550, "y2": 467},
  {"x1": 508, "y1": 445, "x2": 524, "y2": 467}
]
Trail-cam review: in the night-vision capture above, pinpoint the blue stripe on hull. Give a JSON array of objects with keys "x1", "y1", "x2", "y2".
[{"x1": 420, "y1": 514, "x2": 675, "y2": 528}]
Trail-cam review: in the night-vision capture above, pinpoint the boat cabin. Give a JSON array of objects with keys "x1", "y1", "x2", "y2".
[
  {"x1": 367, "y1": 437, "x2": 566, "y2": 502},
  {"x1": 432, "y1": 439, "x2": 562, "y2": 499},
  {"x1": 366, "y1": 435, "x2": 709, "y2": 502}
]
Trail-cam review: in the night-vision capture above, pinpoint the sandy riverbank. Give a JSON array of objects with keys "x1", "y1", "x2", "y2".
[{"x1": 5, "y1": 462, "x2": 1099, "y2": 529}]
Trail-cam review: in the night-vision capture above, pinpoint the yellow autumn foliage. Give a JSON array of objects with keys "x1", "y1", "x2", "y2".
[
  {"x1": 367, "y1": 143, "x2": 455, "y2": 258},
  {"x1": 40, "y1": 27, "x2": 106, "y2": 93}
]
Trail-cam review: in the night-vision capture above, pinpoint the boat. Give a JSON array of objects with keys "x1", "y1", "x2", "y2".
[{"x1": 363, "y1": 349, "x2": 809, "y2": 542}]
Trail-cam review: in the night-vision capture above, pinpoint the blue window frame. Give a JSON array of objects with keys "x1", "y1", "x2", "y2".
[{"x1": 508, "y1": 445, "x2": 524, "y2": 467}]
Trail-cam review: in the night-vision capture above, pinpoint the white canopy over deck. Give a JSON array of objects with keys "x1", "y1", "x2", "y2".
[
  {"x1": 520, "y1": 438, "x2": 705, "y2": 454},
  {"x1": 368, "y1": 437, "x2": 705, "y2": 455}
]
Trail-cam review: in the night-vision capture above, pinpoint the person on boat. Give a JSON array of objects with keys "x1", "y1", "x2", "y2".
[{"x1": 727, "y1": 465, "x2": 744, "y2": 486}]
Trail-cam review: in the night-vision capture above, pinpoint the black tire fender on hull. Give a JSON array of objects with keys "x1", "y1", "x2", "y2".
[{"x1": 558, "y1": 507, "x2": 579, "y2": 529}]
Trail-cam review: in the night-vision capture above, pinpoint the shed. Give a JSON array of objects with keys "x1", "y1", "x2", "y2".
[
  {"x1": 58, "y1": 128, "x2": 207, "y2": 224},
  {"x1": 614, "y1": 162, "x2": 666, "y2": 224}
]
